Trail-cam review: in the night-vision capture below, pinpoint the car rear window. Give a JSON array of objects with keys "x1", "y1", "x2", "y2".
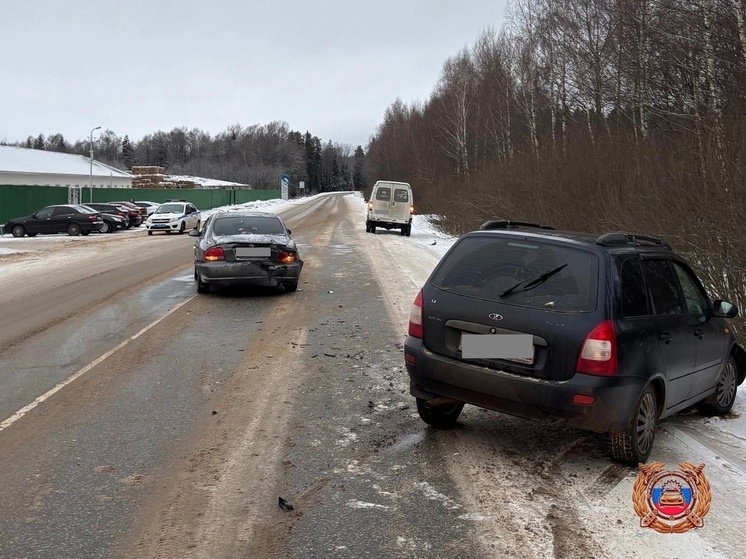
[
  {"x1": 394, "y1": 189, "x2": 409, "y2": 202},
  {"x1": 430, "y1": 235, "x2": 599, "y2": 312},
  {"x1": 211, "y1": 216, "x2": 285, "y2": 236}
]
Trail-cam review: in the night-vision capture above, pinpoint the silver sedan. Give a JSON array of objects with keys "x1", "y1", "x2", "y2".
[{"x1": 190, "y1": 211, "x2": 303, "y2": 294}]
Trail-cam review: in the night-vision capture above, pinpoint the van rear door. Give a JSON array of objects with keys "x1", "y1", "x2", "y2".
[{"x1": 390, "y1": 186, "x2": 411, "y2": 222}]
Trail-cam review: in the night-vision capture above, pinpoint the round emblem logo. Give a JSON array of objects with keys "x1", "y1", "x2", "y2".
[
  {"x1": 633, "y1": 462, "x2": 711, "y2": 533},
  {"x1": 488, "y1": 313, "x2": 503, "y2": 321}
]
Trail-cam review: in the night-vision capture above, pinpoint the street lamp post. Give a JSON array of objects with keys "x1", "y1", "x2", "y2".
[{"x1": 89, "y1": 126, "x2": 101, "y2": 203}]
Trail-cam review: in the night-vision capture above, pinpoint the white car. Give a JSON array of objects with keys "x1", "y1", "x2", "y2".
[
  {"x1": 145, "y1": 200, "x2": 201, "y2": 235},
  {"x1": 134, "y1": 200, "x2": 161, "y2": 216}
]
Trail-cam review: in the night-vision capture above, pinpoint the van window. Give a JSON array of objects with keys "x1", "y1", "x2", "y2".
[
  {"x1": 375, "y1": 188, "x2": 391, "y2": 201},
  {"x1": 430, "y1": 236, "x2": 598, "y2": 311},
  {"x1": 394, "y1": 189, "x2": 409, "y2": 202}
]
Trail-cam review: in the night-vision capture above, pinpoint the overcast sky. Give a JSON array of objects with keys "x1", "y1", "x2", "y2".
[{"x1": 1, "y1": 0, "x2": 508, "y2": 149}]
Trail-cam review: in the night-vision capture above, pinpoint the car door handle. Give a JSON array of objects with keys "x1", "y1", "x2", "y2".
[{"x1": 658, "y1": 331, "x2": 672, "y2": 343}]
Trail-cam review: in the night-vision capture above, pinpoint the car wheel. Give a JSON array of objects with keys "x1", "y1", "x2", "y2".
[
  {"x1": 147, "y1": 230, "x2": 153, "y2": 236},
  {"x1": 67, "y1": 223, "x2": 81, "y2": 236},
  {"x1": 415, "y1": 398, "x2": 464, "y2": 428},
  {"x1": 100, "y1": 221, "x2": 112, "y2": 234},
  {"x1": 81, "y1": 230, "x2": 90, "y2": 236},
  {"x1": 178, "y1": 222, "x2": 186, "y2": 234},
  {"x1": 400, "y1": 227, "x2": 406, "y2": 236},
  {"x1": 284, "y1": 281, "x2": 298, "y2": 293},
  {"x1": 608, "y1": 385, "x2": 657, "y2": 465},
  {"x1": 371, "y1": 225, "x2": 376, "y2": 234},
  {"x1": 406, "y1": 225, "x2": 411, "y2": 237},
  {"x1": 27, "y1": 232, "x2": 37, "y2": 237},
  {"x1": 365, "y1": 222, "x2": 371, "y2": 233},
  {"x1": 11, "y1": 225, "x2": 26, "y2": 237},
  {"x1": 196, "y1": 270, "x2": 210, "y2": 294},
  {"x1": 699, "y1": 355, "x2": 738, "y2": 415}
]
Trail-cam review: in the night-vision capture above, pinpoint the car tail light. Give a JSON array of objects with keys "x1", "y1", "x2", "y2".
[
  {"x1": 87, "y1": 213, "x2": 100, "y2": 221},
  {"x1": 410, "y1": 205, "x2": 414, "y2": 214},
  {"x1": 204, "y1": 247, "x2": 225, "y2": 261},
  {"x1": 408, "y1": 290, "x2": 424, "y2": 339},
  {"x1": 277, "y1": 250, "x2": 296, "y2": 263},
  {"x1": 576, "y1": 320, "x2": 617, "y2": 376},
  {"x1": 368, "y1": 202, "x2": 373, "y2": 211}
]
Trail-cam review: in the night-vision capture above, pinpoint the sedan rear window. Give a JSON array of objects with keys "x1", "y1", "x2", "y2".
[
  {"x1": 430, "y1": 236, "x2": 599, "y2": 311},
  {"x1": 211, "y1": 216, "x2": 285, "y2": 236}
]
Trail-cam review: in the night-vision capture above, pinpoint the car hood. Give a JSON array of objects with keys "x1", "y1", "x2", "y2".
[
  {"x1": 150, "y1": 212, "x2": 186, "y2": 219},
  {"x1": 210, "y1": 233, "x2": 290, "y2": 245}
]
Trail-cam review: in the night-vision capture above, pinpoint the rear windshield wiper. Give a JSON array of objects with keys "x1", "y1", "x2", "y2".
[{"x1": 499, "y1": 264, "x2": 568, "y2": 298}]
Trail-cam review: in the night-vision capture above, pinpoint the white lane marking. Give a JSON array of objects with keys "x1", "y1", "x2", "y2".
[{"x1": 0, "y1": 295, "x2": 196, "y2": 432}]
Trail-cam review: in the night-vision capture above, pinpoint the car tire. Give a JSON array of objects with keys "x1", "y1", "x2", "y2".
[
  {"x1": 195, "y1": 269, "x2": 210, "y2": 294},
  {"x1": 284, "y1": 281, "x2": 298, "y2": 293},
  {"x1": 698, "y1": 355, "x2": 738, "y2": 415},
  {"x1": 11, "y1": 225, "x2": 25, "y2": 237},
  {"x1": 608, "y1": 385, "x2": 657, "y2": 465},
  {"x1": 67, "y1": 223, "x2": 81, "y2": 236},
  {"x1": 81, "y1": 230, "x2": 90, "y2": 236},
  {"x1": 371, "y1": 225, "x2": 376, "y2": 234},
  {"x1": 178, "y1": 222, "x2": 186, "y2": 234},
  {"x1": 406, "y1": 225, "x2": 412, "y2": 237},
  {"x1": 415, "y1": 398, "x2": 464, "y2": 428},
  {"x1": 147, "y1": 230, "x2": 153, "y2": 236},
  {"x1": 400, "y1": 227, "x2": 407, "y2": 236},
  {"x1": 100, "y1": 221, "x2": 112, "y2": 234},
  {"x1": 27, "y1": 232, "x2": 37, "y2": 237}
]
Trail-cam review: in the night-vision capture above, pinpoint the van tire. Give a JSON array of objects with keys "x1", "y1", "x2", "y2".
[
  {"x1": 405, "y1": 224, "x2": 411, "y2": 236},
  {"x1": 371, "y1": 225, "x2": 376, "y2": 234}
]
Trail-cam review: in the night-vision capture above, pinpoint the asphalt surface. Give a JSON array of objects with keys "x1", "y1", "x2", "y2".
[{"x1": 1, "y1": 193, "x2": 745, "y2": 559}]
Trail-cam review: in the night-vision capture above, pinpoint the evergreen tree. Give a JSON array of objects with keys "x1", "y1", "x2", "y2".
[
  {"x1": 25, "y1": 136, "x2": 33, "y2": 148},
  {"x1": 33, "y1": 134, "x2": 45, "y2": 150},
  {"x1": 353, "y1": 146, "x2": 365, "y2": 190},
  {"x1": 122, "y1": 135, "x2": 134, "y2": 169}
]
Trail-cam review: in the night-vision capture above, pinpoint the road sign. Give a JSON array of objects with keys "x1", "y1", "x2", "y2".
[{"x1": 280, "y1": 174, "x2": 290, "y2": 200}]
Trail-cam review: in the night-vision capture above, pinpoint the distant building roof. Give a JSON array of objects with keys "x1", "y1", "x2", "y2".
[{"x1": 0, "y1": 145, "x2": 132, "y2": 178}]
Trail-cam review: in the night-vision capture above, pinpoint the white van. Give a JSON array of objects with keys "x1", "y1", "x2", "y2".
[{"x1": 365, "y1": 181, "x2": 413, "y2": 236}]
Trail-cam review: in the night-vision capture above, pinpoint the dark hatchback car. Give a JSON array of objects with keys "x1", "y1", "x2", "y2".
[
  {"x1": 190, "y1": 211, "x2": 303, "y2": 294},
  {"x1": 5, "y1": 204, "x2": 103, "y2": 237},
  {"x1": 404, "y1": 220, "x2": 745, "y2": 464},
  {"x1": 85, "y1": 203, "x2": 131, "y2": 228}
]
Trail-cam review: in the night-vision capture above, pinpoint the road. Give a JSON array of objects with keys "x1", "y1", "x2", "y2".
[{"x1": 0, "y1": 192, "x2": 745, "y2": 559}]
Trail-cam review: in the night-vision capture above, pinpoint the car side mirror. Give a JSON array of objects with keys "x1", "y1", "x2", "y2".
[
  {"x1": 712, "y1": 300, "x2": 738, "y2": 318},
  {"x1": 287, "y1": 229, "x2": 292, "y2": 235},
  {"x1": 188, "y1": 229, "x2": 200, "y2": 237}
]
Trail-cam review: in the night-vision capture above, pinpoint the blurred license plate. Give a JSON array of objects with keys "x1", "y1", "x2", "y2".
[
  {"x1": 235, "y1": 247, "x2": 271, "y2": 258},
  {"x1": 459, "y1": 334, "x2": 534, "y2": 364}
]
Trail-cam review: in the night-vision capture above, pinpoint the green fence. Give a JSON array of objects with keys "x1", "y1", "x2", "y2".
[{"x1": 0, "y1": 185, "x2": 282, "y2": 229}]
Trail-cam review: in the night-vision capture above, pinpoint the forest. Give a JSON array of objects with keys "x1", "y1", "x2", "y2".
[
  {"x1": 365, "y1": 0, "x2": 746, "y2": 334},
  {"x1": 9, "y1": 123, "x2": 366, "y2": 196}
]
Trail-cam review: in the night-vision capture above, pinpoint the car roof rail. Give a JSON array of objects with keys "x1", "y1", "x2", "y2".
[
  {"x1": 165, "y1": 199, "x2": 187, "y2": 202},
  {"x1": 479, "y1": 219, "x2": 555, "y2": 231},
  {"x1": 596, "y1": 232, "x2": 671, "y2": 249}
]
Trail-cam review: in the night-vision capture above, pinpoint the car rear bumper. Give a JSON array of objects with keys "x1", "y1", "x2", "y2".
[
  {"x1": 404, "y1": 337, "x2": 647, "y2": 433},
  {"x1": 196, "y1": 260, "x2": 303, "y2": 287}
]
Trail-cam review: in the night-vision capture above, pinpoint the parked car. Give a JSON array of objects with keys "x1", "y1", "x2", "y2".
[
  {"x1": 134, "y1": 201, "x2": 160, "y2": 216},
  {"x1": 404, "y1": 219, "x2": 745, "y2": 465},
  {"x1": 190, "y1": 211, "x2": 302, "y2": 294},
  {"x1": 111, "y1": 201, "x2": 148, "y2": 224},
  {"x1": 145, "y1": 200, "x2": 200, "y2": 235},
  {"x1": 78, "y1": 205, "x2": 127, "y2": 233},
  {"x1": 5, "y1": 204, "x2": 103, "y2": 237},
  {"x1": 366, "y1": 180, "x2": 413, "y2": 236},
  {"x1": 84, "y1": 203, "x2": 131, "y2": 228}
]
